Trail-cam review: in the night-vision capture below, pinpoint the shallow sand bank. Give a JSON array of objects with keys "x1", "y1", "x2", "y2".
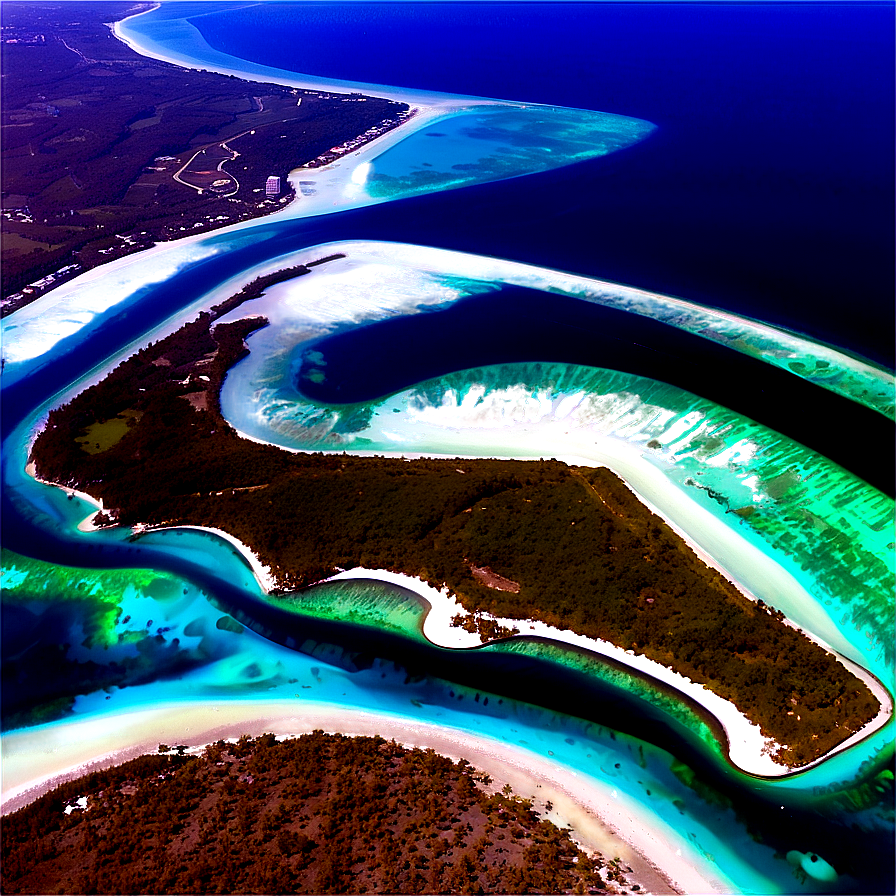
[
  {"x1": 113, "y1": 8, "x2": 522, "y2": 107},
  {"x1": 1, "y1": 700, "x2": 726, "y2": 894}
]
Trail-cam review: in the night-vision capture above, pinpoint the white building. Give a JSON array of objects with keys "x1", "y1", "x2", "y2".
[{"x1": 265, "y1": 176, "x2": 281, "y2": 197}]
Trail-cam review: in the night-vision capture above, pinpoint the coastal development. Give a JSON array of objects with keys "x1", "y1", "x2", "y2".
[
  {"x1": 1, "y1": 2, "x2": 893, "y2": 895},
  {"x1": 0, "y1": 1, "x2": 409, "y2": 312}
]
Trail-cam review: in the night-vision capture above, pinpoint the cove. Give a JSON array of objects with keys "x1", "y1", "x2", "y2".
[{"x1": 294, "y1": 283, "x2": 892, "y2": 494}]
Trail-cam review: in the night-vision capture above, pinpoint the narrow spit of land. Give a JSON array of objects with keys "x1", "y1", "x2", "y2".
[
  {"x1": 0, "y1": 1, "x2": 410, "y2": 311},
  {"x1": 28, "y1": 268, "x2": 879, "y2": 770},
  {"x1": 0, "y1": 731, "x2": 646, "y2": 895}
]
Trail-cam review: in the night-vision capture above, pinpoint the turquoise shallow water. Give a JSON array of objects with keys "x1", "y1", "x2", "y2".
[
  {"x1": 364, "y1": 106, "x2": 654, "y2": 200},
  {"x1": 0, "y1": 546, "x2": 861, "y2": 895},
  {"x1": 2, "y1": 4, "x2": 893, "y2": 892}
]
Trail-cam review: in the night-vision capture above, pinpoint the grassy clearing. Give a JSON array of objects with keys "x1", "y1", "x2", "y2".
[
  {"x1": 0, "y1": 232, "x2": 57, "y2": 254},
  {"x1": 76, "y1": 409, "x2": 143, "y2": 454}
]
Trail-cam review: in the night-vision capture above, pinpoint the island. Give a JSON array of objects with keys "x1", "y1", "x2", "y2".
[{"x1": 28, "y1": 269, "x2": 881, "y2": 772}]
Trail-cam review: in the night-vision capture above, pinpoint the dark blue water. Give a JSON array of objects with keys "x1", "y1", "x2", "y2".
[
  {"x1": 297, "y1": 285, "x2": 893, "y2": 492},
  {"x1": 188, "y1": 1, "x2": 895, "y2": 368}
]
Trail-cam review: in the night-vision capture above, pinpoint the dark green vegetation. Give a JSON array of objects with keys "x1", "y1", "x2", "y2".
[
  {"x1": 33, "y1": 254, "x2": 338, "y2": 503},
  {"x1": 0, "y1": 1, "x2": 407, "y2": 309},
  {"x1": 29, "y1": 287, "x2": 880, "y2": 770},
  {"x1": 0, "y1": 732, "x2": 629, "y2": 895}
]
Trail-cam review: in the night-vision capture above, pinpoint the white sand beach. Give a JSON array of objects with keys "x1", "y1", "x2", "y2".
[
  {"x1": 142, "y1": 523, "x2": 279, "y2": 592},
  {"x1": 326, "y1": 568, "x2": 782, "y2": 777},
  {"x1": 0, "y1": 700, "x2": 727, "y2": 894},
  {"x1": 24, "y1": 461, "x2": 107, "y2": 532},
  {"x1": 22, "y1": 345, "x2": 890, "y2": 781},
  {"x1": 111, "y1": 6, "x2": 523, "y2": 225}
]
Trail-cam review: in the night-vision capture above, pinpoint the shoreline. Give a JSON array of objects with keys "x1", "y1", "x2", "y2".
[
  {"x1": 318, "y1": 567, "x2": 893, "y2": 778},
  {"x1": 3, "y1": 28, "x2": 507, "y2": 361},
  {"x1": 28, "y1": 440, "x2": 890, "y2": 780},
  {"x1": 111, "y1": 3, "x2": 515, "y2": 203},
  {"x1": 0, "y1": 700, "x2": 728, "y2": 894},
  {"x1": 112, "y1": 6, "x2": 530, "y2": 109},
  {"x1": 327, "y1": 568, "x2": 781, "y2": 776},
  {"x1": 111, "y1": 14, "x2": 516, "y2": 225},
  {"x1": 3, "y1": 9, "x2": 443, "y2": 315},
  {"x1": 145, "y1": 424, "x2": 890, "y2": 778}
]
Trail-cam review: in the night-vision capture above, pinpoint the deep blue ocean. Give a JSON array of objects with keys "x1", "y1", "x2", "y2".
[{"x1": 188, "y1": 1, "x2": 895, "y2": 367}]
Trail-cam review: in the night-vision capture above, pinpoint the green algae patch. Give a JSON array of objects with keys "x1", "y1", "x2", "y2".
[
  {"x1": 670, "y1": 759, "x2": 733, "y2": 811},
  {"x1": 268, "y1": 579, "x2": 430, "y2": 644},
  {"x1": 0, "y1": 548, "x2": 193, "y2": 652},
  {"x1": 144, "y1": 575, "x2": 184, "y2": 602},
  {"x1": 1, "y1": 549, "x2": 210, "y2": 729}
]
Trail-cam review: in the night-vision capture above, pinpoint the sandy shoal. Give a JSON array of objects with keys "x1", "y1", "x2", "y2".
[
  {"x1": 113, "y1": 10, "x2": 513, "y2": 107},
  {"x1": 0, "y1": 700, "x2": 725, "y2": 895}
]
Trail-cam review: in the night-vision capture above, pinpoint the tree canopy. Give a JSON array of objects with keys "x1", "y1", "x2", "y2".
[{"x1": 29, "y1": 284, "x2": 880, "y2": 769}]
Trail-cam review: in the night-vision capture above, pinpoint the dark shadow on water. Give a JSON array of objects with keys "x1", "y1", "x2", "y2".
[{"x1": 296, "y1": 285, "x2": 894, "y2": 495}]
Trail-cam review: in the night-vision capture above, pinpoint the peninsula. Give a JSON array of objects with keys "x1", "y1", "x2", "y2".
[{"x1": 29, "y1": 271, "x2": 881, "y2": 772}]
